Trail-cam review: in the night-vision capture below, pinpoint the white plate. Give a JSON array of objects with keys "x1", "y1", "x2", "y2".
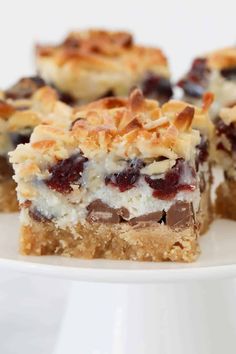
[{"x1": 1, "y1": 213, "x2": 236, "y2": 283}]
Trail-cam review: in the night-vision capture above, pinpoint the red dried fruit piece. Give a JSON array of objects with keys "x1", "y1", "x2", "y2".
[
  {"x1": 46, "y1": 153, "x2": 88, "y2": 194},
  {"x1": 145, "y1": 158, "x2": 196, "y2": 200},
  {"x1": 141, "y1": 72, "x2": 173, "y2": 102},
  {"x1": 215, "y1": 117, "x2": 236, "y2": 151},
  {"x1": 105, "y1": 159, "x2": 145, "y2": 192},
  {"x1": 196, "y1": 135, "x2": 209, "y2": 170}
]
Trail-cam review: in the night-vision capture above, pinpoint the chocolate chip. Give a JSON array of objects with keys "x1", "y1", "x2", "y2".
[
  {"x1": 141, "y1": 72, "x2": 173, "y2": 102},
  {"x1": 166, "y1": 201, "x2": 193, "y2": 228},
  {"x1": 45, "y1": 153, "x2": 88, "y2": 194},
  {"x1": 129, "y1": 211, "x2": 164, "y2": 225},
  {"x1": 86, "y1": 199, "x2": 129, "y2": 223}
]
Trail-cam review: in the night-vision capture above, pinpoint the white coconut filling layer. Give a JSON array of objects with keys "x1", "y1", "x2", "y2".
[
  {"x1": 22, "y1": 183, "x2": 200, "y2": 229},
  {"x1": 23, "y1": 176, "x2": 200, "y2": 230}
]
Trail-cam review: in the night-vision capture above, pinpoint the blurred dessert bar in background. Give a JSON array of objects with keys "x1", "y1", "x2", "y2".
[
  {"x1": 177, "y1": 47, "x2": 236, "y2": 117},
  {"x1": 0, "y1": 77, "x2": 72, "y2": 211},
  {"x1": 36, "y1": 29, "x2": 173, "y2": 105}
]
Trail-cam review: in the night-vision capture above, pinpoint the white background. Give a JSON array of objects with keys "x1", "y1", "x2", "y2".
[
  {"x1": 0, "y1": 0, "x2": 235, "y2": 353},
  {"x1": 0, "y1": 0, "x2": 235, "y2": 87}
]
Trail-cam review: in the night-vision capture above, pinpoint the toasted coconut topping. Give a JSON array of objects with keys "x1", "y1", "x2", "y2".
[
  {"x1": 162, "y1": 99, "x2": 213, "y2": 136},
  {"x1": 35, "y1": 29, "x2": 171, "y2": 103},
  {"x1": 202, "y1": 92, "x2": 214, "y2": 112},
  {"x1": 36, "y1": 30, "x2": 168, "y2": 69},
  {"x1": 207, "y1": 47, "x2": 236, "y2": 70},
  {"x1": 0, "y1": 100, "x2": 16, "y2": 120},
  {"x1": 174, "y1": 106, "x2": 195, "y2": 131},
  {"x1": 10, "y1": 89, "x2": 214, "y2": 183},
  {"x1": 0, "y1": 84, "x2": 72, "y2": 132}
]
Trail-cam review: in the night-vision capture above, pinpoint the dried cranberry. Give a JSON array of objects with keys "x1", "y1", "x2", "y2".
[
  {"x1": 46, "y1": 153, "x2": 88, "y2": 194},
  {"x1": 220, "y1": 66, "x2": 236, "y2": 81},
  {"x1": 196, "y1": 135, "x2": 209, "y2": 170},
  {"x1": 145, "y1": 158, "x2": 196, "y2": 200},
  {"x1": 105, "y1": 159, "x2": 145, "y2": 192},
  {"x1": 141, "y1": 72, "x2": 173, "y2": 102},
  {"x1": 215, "y1": 117, "x2": 236, "y2": 151},
  {"x1": 177, "y1": 58, "x2": 210, "y2": 98}
]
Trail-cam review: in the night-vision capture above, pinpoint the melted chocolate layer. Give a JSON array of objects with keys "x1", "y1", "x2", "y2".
[{"x1": 85, "y1": 199, "x2": 194, "y2": 229}]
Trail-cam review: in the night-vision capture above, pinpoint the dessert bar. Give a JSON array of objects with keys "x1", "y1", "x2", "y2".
[
  {"x1": 214, "y1": 104, "x2": 236, "y2": 219},
  {"x1": 36, "y1": 29, "x2": 173, "y2": 105},
  {"x1": 10, "y1": 89, "x2": 212, "y2": 262},
  {"x1": 0, "y1": 77, "x2": 72, "y2": 211},
  {"x1": 178, "y1": 47, "x2": 236, "y2": 117}
]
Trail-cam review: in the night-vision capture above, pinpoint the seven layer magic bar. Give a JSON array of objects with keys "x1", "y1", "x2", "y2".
[{"x1": 10, "y1": 89, "x2": 213, "y2": 262}]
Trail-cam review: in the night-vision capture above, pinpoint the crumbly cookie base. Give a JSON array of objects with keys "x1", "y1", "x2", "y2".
[
  {"x1": 20, "y1": 217, "x2": 200, "y2": 262},
  {"x1": 0, "y1": 156, "x2": 18, "y2": 212},
  {"x1": 199, "y1": 183, "x2": 213, "y2": 234},
  {"x1": 215, "y1": 179, "x2": 236, "y2": 220},
  {"x1": 0, "y1": 178, "x2": 18, "y2": 212}
]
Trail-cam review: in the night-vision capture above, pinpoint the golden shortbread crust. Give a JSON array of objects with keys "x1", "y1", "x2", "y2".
[
  {"x1": 215, "y1": 179, "x2": 236, "y2": 220},
  {"x1": 21, "y1": 219, "x2": 199, "y2": 262},
  {"x1": 0, "y1": 156, "x2": 18, "y2": 212}
]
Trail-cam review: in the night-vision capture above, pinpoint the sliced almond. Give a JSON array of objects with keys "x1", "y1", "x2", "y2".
[
  {"x1": 174, "y1": 106, "x2": 195, "y2": 131},
  {"x1": 141, "y1": 159, "x2": 176, "y2": 175}
]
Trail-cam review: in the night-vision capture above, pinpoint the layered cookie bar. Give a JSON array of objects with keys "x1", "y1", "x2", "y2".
[
  {"x1": 177, "y1": 47, "x2": 236, "y2": 117},
  {"x1": 0, "y1": 77, "x2": 72, "y2": 211},
  {"x1": 214, "y1": 105, "x2": 236, "y2": 219},
  {"x1": 36, "y1": 29, "x2": 173, "y2": 105},
  {"x1": 10, "y1": 89, "x2": 213, "y2": 262}
]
